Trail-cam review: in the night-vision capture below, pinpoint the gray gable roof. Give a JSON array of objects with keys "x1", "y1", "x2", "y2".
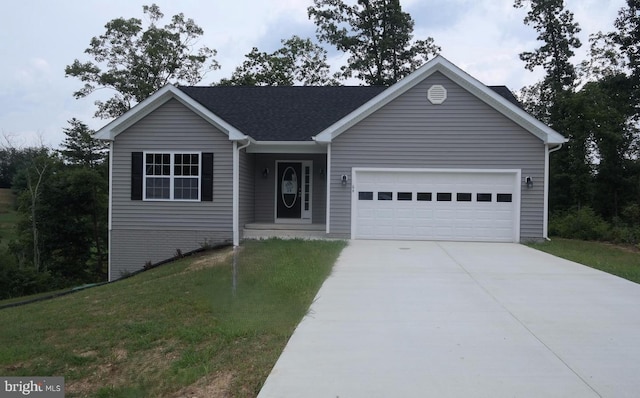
[
  {"x1": 179, "y1": 86, "x2": 387, "y2": 141},
  {"x1": 178, "y1": 85, "x2": 521, "y2": 142}
]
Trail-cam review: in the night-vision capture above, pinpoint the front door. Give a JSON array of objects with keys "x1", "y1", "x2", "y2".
[{"x1": 276, "y1": 161, "x2": 312, "y2": 222}]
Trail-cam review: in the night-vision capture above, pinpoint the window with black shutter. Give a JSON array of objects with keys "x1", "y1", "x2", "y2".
[{"x1": 131, "y1": 151, "x2": 212, "y2": 201}]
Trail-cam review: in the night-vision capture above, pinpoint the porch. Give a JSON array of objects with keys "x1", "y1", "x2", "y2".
[{"x1": 243, "y1": 223, "x2": 328, "y2": 240}]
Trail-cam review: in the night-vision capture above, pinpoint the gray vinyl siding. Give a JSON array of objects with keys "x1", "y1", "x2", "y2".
[
  {"x1": 110, "y1": 230, "x2": 231, "y2": 278},
  {"x1": 110, "y1": 98, "x2": 233, "y2": 278},
  {"x1": 239, "y1": 149, "x2": 255, "y2": 236},
  {"x1": 253, "y1": 154, "x2": 327, "y2": 223},
  {"x1": 330, "y1": 72, "x2": 545, "y2": 241}
]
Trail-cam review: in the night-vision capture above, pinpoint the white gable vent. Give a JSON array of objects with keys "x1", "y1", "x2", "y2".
[{"x1": 427, "y1": 85, "x2": 447, "y2": 104}]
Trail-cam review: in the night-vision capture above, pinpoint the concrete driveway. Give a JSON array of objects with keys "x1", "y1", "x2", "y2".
[{"x1": 258, "y1": 240, "x2": 640, "y2": 398}]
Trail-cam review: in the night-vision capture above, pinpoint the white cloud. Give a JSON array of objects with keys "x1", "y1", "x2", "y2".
[{"x1": 0, "y1": 0, "x2": 630, "y2": 146}]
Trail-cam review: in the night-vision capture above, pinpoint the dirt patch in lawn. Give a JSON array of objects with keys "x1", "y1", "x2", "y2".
[
  {"x1": 66, "y1": 343, "x2": 182, "y2": 396},
  {"x1": 604, "y1": 242, "x2": 640, "y2": 254},
  {"x1": 186, "y1": 247, "x2": 237, "y2": 272},
  {"x1": 171, "y1": 371, "x2": 234, "y2": 398}
]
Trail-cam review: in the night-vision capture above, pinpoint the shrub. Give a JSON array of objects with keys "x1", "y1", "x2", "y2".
[
  {"x1": 0, "y1": 262, "x2": 55, "y2": 299},
  {"x1": 607, "y1": 204, "x2": 640, "y2": 245},
  {"x1": 549, "y1": 207, "x2": 611, "y2": 241}
]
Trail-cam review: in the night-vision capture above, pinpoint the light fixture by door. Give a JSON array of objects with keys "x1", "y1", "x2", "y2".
[
  {"x1": 341, "y1": 174, "x2": 348, "y2": 185},
  {"x1": 525, "y1": 176, "x2": 533, "y2": 188},
  {"x1": 262, "y1": 168, "x2": 269, "y2": 178}
]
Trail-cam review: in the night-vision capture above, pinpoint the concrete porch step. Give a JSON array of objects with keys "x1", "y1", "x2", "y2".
[{"x1": 243, "y1": 223, "x2": 327, "y2": 240}]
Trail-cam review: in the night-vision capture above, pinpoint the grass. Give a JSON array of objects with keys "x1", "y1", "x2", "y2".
[
  {"x1": 0, "y1": 188, "x2": 18, "y2": 251},
  {"x1": 0, "y1": 238, "x2": 347, "y2": 397},
  {"x1": 529, "y1": 238, "x2": 640, "y2": 284}
]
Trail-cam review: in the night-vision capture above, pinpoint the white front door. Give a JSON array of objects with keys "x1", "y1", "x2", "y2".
[{"x1": 275, "y1": 161, "x2": 312, "y2": 223}]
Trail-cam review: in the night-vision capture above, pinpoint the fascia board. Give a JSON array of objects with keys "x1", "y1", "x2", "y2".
[
  {"x1": 313, "y1": 59, "x2": 440, "y2": 143},
  {"x1": 246, "y1": 141, "x2": 327, "y2": 154},
  {"x1": 436, "y1": 64, "x2": 568, "y2": 145},
  {"x1": 313, "y1": 55, "x2": 568, "y2": 145},
  {"x1": 93, "y1": 85, "x2": 246, "y2": 141}
]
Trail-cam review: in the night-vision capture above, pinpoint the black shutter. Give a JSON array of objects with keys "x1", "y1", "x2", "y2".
[
  {"x1": 131, "y1": 152, "x2": 143, "y2": 200},
  {"x1": 201, "y1": 152, "x2": 214, "y2": 201}
]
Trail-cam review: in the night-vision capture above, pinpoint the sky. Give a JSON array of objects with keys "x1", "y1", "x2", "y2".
[{"x1": 0, "y1": 0, "x2": 627, "y2": 147}]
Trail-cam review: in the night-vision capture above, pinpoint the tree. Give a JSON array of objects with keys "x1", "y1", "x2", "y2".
[
  {"x1": 515, "y1": 0, "x2": 587, "y2": 215},
  {"x1": 11, "y1": 148, "x2": 56, "y2": 272},
  {"x1": 0, "y1": 133, "x2": 43, "y2": 189},
  {"x1": 219, "y1": 36, "x2": 339, "y2": 86},
  {"x1": 612, "y1": 0, "x2": 640, "y2": 92},
  {"x1": 65, "y1": 3, "x2": 219, "y2": 119},
  {"x1": 308, "y1": 0, "x2": 440, "y2": 85},
  {"x1": 578, "y1": 32, "x2": 627, "y2": 82},
  {"x1": 58, "y1": 120, "x2": 109, "y2": 277},
  {"x1": 59, "y1": 119, "x2": 109, "y2": 167},
  {"x1": 514, "y1": 0, "x2": 582, "y2": 124},
  {"x1": 7, "y1": 120, "x2": 109, "y2": 287}
]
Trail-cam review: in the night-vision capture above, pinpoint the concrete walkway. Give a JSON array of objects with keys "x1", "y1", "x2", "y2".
[{"x1": 258, "y1": 240, "x2": 640, "y2": 398}]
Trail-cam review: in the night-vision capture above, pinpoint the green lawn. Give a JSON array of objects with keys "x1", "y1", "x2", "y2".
[
  {"x1": 0, "y1": 239, "x2": 346, "y2": 397},
  {"x1": 529, "y1": 238, "x2": 640, "y2": 284},
  {"x1": 0, "y1": 188, "x2": 18, "y2": 251}
]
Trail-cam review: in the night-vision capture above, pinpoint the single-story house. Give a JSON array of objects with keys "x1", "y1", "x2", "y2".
[{"x1": 95, "y1": 55, "x2": 567, "y2": 281}]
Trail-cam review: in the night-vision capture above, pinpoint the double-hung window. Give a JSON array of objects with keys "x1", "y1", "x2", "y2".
[{"x1": 144, "y1": 152, "x2": 201, "y2": 201}]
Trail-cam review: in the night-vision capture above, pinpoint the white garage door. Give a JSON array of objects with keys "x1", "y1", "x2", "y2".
[{"x1": 352, "y1": 169, "x2": 520, "y2": 242}]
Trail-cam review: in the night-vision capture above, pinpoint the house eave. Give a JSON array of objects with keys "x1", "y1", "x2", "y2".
[
  {"x1": 245, "y1": 141, "x2": 326, "y2": 154},
  {"x1": 436, "y1": 64, "x2": 567, "y2": 145},
  {"x1": 312, "y1": 55, "x2": 567, "y2": 145},
  {"x1": 93, "y1": 84, "x2": 246, "y2": 141}
]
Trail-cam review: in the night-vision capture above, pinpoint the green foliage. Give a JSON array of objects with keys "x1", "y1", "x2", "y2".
[
  {"x1": 219, "y1": 36, "x2": 339, "y2": 86},
  {"x1": 516, "y1": 0, "x2": 640, "y2": 224},
  {"x1": 6, "y1": 120, "x2": 108, "y2": 295},
  {"x1": 65, "y1": 3, "x2": 219, "y2": 119},
  {"x1": 550, "y1": 206, "x2": 640, "y2": 244},
  {"x1": 613, "y1": 0, "x2": 640, "y2": 90},
  {"x1": 0, "y1": 263, "x2": 55, "y2": 299},
  {"x1": 529, "y1": 238, "x2": 640, "y2": 284},
  {"x1": 514, "y1": 0, "x2": 581, "y2": 93},
  {"x1": 549, "y1": 207, "x2": 610, "y2": 241},
  {"x1": 514, "y1": 0, "x2": 582, "y2": 129},
  {"x1": 0, "y1": 146, "x2": 49, "y2": 189},
  {"x1": 58, "y1": 118, "x2": 109, "y2": 167},
  {"x1": 308, "y1": 0, "x2": 440, "y2": 85},
  {"x1": 0, "y1": 188, "x2": 17, "y2": 250},
  {"x1": 579, "y1": 31, "x2": 627, "y2": 81}
]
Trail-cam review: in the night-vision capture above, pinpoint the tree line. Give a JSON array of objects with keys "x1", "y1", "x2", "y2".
[
  {"x1": 1, "y1": 0, "x2": 639, "y2": 298},
  {"x1": 515, "y1": 0, "x2": 640, "y2": 241},
  {"x1": 0, "y1": 121, "x2": 108, "y2": 297}
]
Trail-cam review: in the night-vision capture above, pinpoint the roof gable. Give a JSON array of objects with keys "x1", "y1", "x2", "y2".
[
  {"x1": 94, "y1": 85, "x2": 247, "y2": 141},
  {"x1": 94, "y1": 56, "x2": 565, "y2": 145},
  {"x1": 313, "y1": 55, "x2": 567, "y2": 145}
]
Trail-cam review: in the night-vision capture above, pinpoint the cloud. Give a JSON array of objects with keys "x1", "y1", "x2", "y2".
[
  {"x1": 0, "y1": 0, "x2": 630, "y2": 146},
  {"x1": 13, "y1": 58, "x2": 53, "y2": 90}
]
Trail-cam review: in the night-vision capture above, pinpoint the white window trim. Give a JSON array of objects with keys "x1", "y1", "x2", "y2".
[{"x1": 143, "y1": 151, "x2": 202, "y2": 201}]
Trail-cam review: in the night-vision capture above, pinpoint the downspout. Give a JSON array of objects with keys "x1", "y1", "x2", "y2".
[
  {"x1": 544, "y1": 143, "x2": 564, "y2": 241},
  {"x1": 107, "y1": 140, "x2": 114, "y2": 281},
  {"x1": 325, "y1": 143, "x2": 331, "y2": 234},
  {"x1": 233, "y1": 137, "x2": 251, "y2": 247}
]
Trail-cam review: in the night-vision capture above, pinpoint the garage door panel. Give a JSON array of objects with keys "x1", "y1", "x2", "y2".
[{"x1": 354, "y1": 170, "x2": 518, "y2": 242}]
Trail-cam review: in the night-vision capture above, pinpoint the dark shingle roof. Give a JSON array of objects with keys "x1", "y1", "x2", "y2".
[
  {"x1": 179, "y1": 86, "x2": 387, "y2": 141},
  {"x1": 179, "y1": 85, "x2": 521, "y2": 141},
  {"x1": 488, "y1": 86, "x2": 522, "y2": 108}
]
